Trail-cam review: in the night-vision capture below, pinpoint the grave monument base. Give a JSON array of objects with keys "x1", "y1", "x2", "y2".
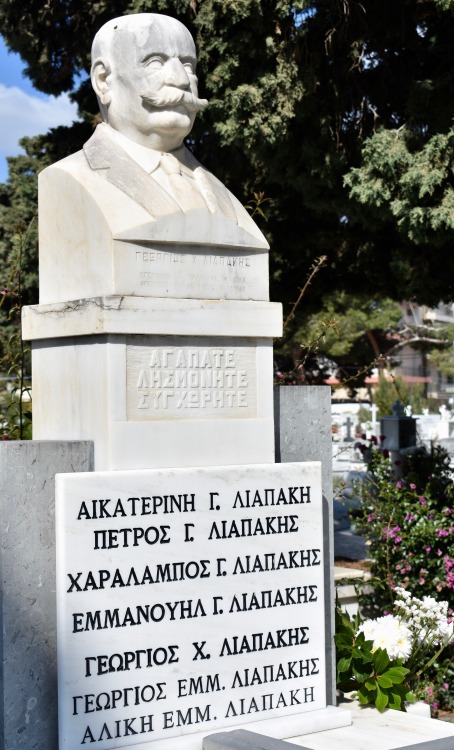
[
  {"x1": 0, "y1": 388, "x2": 344, "y2": 750},
  {"x1": 23, "y1": 296, "x2": 282, "y2": 470}
]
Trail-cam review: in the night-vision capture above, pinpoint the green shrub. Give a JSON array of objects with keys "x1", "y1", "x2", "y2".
[
  {"x1": 335, "y1": 587, "x2": 452, "y2": 712},
  {"x1": 351, "y1": 445, "x2": 454, "y2": 711},
  {"x1": 355, "y1": 447, "x2": 454, "y2": 609}
]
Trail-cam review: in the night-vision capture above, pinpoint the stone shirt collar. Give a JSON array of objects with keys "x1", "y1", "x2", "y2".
[{"x1": 102, "y1": 124, "x2": 188, "y2": 175}]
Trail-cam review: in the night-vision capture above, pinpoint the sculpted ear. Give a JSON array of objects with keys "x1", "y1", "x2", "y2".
[{"x1": 91, "y1": 58, "x2": 112, "y2": 106}]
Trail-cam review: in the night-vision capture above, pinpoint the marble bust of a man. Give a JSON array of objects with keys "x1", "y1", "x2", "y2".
[{"x1": 38, "y1": 13, "x2": 268, "y2": 304}]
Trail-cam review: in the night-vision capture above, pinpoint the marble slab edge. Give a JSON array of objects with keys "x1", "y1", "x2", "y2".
[
  {"x1": 22, "y1": 296, "x2": 283, "y2": 340},
  {"x1": 118, "y1": 707, "x2": 352, "y2": 750}
]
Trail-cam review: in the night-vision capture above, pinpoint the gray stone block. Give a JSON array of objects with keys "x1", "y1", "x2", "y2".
[
  {"x1": 0, "y1": 440, "x2": 94, "y2": 749},
  {"x1": 274, "y1": 386, "x2": 335, "y2": 706},
  {"x1": 380, "y1": 416, "x2": 417, "y2": 451},
  {"x1": 204, "y1": 727, "x2": 454, "y2": 750},
  {"x1": 204, "y1": 729, "x2": 311, "y2": 750},
  {"x1": 393, "y1": 740, "x2": 454, "y2": 750}
]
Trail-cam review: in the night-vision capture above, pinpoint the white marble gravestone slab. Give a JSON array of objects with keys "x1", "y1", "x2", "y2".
[{"x1": 56, "y1": 462, "x2": 333, "y2": 750}]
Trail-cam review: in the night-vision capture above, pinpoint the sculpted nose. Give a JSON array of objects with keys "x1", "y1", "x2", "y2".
[{"x1": 164, "y1": 58, "x2": 190, "y2": 89}]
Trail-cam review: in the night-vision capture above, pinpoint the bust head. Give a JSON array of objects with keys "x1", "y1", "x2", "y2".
[{"x1": 91, "y1": 14, "x2": 208, "y2": 153}]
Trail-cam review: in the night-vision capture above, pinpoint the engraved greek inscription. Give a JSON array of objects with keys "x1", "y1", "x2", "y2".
[
  {"x1": 150, "y1": 350, "x2": 160, "y2": 367},
  {"x1": 149, "y1": 350, "x2": 174, "y2": 368},
  {"x1": 127, "y1": 337, "x2": 257, "y2": 420},
  {"x1": 135, "y1": 250, "x2": 185, "y2": 263},
  {"x1": 140, "y1": 271, "x2": 171, "y2": 286},
  {"x1": 176, "y1": 392, "x2": 187, "y2": 408},
  {"x1": 149, "y1": 371, "x2": 161, "y2": 387},
  {"x1": 202, "y1": 255, "x2": 251, "y2": 267},
  {"x1": 162, "y1": 372, "x2": 174, "y2": 388},
  {"x1": 134, "y1": 249, "x2": 252, "y2": 269},
  {"x1": 121, "y1": 241, "x2": 265, "y2": 299},
  {"x1": 155, "y1": 392, "x2": 172, "y2": 408}
]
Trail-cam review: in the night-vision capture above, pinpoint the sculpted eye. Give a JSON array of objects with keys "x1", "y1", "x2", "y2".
[
  {"x1": 143, "y1": 55, "x2": 165, "y2": 69},
  {"x1": 181, "y1": 58, "x2": 196, "y2": 74}
]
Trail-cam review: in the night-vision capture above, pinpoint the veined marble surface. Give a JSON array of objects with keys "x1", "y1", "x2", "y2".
[{"x1": 289, "y1": 699, "x2": 454, "y2": 749}]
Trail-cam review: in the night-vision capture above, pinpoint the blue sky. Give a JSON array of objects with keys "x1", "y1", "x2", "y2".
[{"x1": 0, "y1": 36, "x2": 79, "y2": 182}]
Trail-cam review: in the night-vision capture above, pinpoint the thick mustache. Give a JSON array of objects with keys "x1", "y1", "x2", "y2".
[{"x1": 140, "y1": 88, "x2": 208, "y2": 113}]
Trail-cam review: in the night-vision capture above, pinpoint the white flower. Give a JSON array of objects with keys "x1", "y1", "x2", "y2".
[
  {"x1": 434, "y1": 619, "x2": 454, "y2": 645},
  {"x1": 394, "y1": 587, "x2": 410, "y2": 600},
  {"x1": 421, "y1": 596, "x2": 438, "y2": 609},
  {"x1": 358, "y1": 618, "x2": 378, "y2": 643},
  {"x1": 394, "y1": 590, "x2": 452, "y2": 645},
  {"x1": 358, "y1": 615, "x2": 413, "y2": 661}
]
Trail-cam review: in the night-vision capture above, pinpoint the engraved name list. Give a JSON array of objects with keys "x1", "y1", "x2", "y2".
[{"x1": 56, "y1": 463, "x2": 325, "y2": 750}]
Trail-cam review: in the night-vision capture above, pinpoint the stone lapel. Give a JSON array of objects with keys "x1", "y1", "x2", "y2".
[
  {"x1": 83, "y1": 125, "x2": 237, "y2": 221},
  {"x1": 83, "y1": 126, "x2": 181, "y2": 219},
  {"x1": 185, "y1": 150, "x2": 238, "y2": 221}
]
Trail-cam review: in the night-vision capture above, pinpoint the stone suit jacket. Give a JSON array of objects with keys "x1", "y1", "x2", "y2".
[
  {"x1": 38, "y1": 124, "x2": 268, "y2": 303},
  {"x1": 83, "y1": 124, "x2": 239, "y2": 224}
]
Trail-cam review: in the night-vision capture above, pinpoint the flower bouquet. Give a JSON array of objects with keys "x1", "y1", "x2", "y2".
[{"x1": 335, "y1": 587, "x2": 453, "y2": 712}]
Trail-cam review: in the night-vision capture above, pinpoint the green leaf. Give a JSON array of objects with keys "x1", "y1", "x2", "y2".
[
  {"x1": 335, "y1": 634, "x2": 354, "y2": 649},
  {"x1": 375, "y1": 685, "x2": 389, "y2": 712},
  {"x1": 377, "y1": 674, "x2": 393, "y2": 689},
  {"x1": 337, "y1": 656, "x2": 352, "y2": 674},
  {"x1": 357, "y1": 686, "x2": 375, "y2": 705},
  {"x1": 352, "y1": 664, "x2": 373, "y2": 682},
  {"x1": 387, "y1": 683, "x2": 415, "y2": 707},
  {"x1": 365, "y1": 679, "x2": 377, "y2": 691},
  {"x1": 388, "y1": 692, "x2": 403, "y2": 711},
  {"x1": 336, "y1": 609, "x2": 355, "y2": 630},
  {"x1": 373, "y1": 648, "x2": 390, "y2": 673},
  {"x1": 385, "y1": 667, "x2": 410, "y2": 685},
  {"x1": 352, "y1": 647, "x2": 373, "y2": 662}
]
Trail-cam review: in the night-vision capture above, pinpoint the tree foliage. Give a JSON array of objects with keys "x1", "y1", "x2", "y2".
[
  {"x1": 372, "y1": 375, "x2": 428, "y2": 418},
  {"x1": 0, "y1": 0, "x2": 453, "y2": 343},
  {"x1": 279, "y1": 291, "x2": 402, "y2": 387},
  {"x1": 428, "y1": 326, "x2": 454, "y2": 378},
  {"x1": 298, "y1": 293, "x2": 402, "y2": 358}
]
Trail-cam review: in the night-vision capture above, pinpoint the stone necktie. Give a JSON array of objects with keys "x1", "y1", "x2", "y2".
[{"x1": 159, "y1": 152, "x2": 207, "y2": 212}]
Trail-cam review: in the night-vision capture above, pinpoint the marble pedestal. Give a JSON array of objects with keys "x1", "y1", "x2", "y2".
[{"x1": 23, "y1": 297, "x2": 282, "y2": 470}]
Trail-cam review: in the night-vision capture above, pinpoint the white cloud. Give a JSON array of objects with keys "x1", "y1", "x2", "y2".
[{"x1": 0, "y1": 84, "x2": 79, "y2": 179}]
